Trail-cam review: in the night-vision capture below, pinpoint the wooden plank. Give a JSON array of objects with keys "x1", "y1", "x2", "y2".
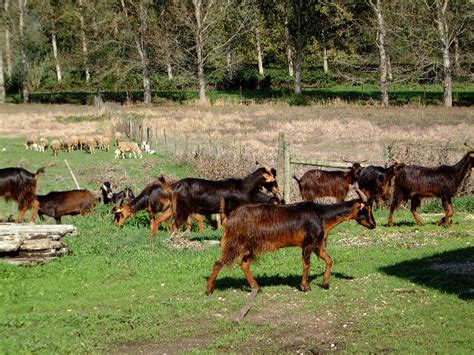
[{"x1": 290, "y1": 159, "x2": 372, "y2": 169}]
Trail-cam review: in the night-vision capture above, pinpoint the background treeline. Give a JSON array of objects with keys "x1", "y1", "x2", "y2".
[{"x1": 0, "y1": 0, "x2": 472, "y2": 106}]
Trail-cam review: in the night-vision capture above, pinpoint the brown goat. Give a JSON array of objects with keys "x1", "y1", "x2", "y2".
[
  {"x1": 388, "y1": 150, "x2": 474, "y2": 227},
  {"x1": 0, "y1": 167, "x2": 44, "y2": 223},
  {"x1": 294, "y1": 163, "x2": 362, "y2": 202},
  {"x1": 37, "y1": 190, "x2": 99, "y2": 224},
  {"x1": 206, "y1": 190, "x2": 375, "y2": 294},
  {"x1": 114, "y1": 177, "x2": 206, "y2": 237}
]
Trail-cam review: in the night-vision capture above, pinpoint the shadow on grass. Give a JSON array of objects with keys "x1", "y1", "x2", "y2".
[
  {"x1": 208, "y1": 272, "x2": 354, "y2": 292},
  {"x1": 380, "y1": 246, "x2": 474, "y2": 300}
]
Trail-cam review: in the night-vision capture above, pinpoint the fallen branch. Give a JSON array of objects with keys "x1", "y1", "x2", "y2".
[{"x1": 235, "y1": 288, "x2": 259, "y2": 324}]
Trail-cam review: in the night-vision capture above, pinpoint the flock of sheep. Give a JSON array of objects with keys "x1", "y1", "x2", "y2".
[{"x1": 24, "y1": 132, "x2": 154, "y2": 159}]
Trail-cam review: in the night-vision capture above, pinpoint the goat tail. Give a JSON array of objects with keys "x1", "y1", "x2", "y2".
[{"x1": 35, "y1": 167, "x2": 45, "y2": 179}]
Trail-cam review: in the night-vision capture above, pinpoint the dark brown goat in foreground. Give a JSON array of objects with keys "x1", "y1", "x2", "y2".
[
  {"x1": 37, "y1": 190, "x2": 99, "y2": 224},
  {"x1": 388, "y1": 150, "x2": 474, "y2": 227},
  {"x1": 294, "y1": 163, "x2": 362, "y2": 202},
  {"x1": 0, "y1": 167, "x2": 44, "y2": 223},
  {"x1": 206, "y1": 190, "x2": 375, "y2": 294}
]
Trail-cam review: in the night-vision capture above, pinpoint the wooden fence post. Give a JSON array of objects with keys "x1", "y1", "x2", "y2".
[
  {"x1": 284, "y1": 143, "x2": 291, "y2": 203},
  {"x1": 278, "y1": 132, "x2": 286, "y2": 199}
]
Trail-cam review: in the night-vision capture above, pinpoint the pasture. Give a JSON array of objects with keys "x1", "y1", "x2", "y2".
[{"x1": 0, "y1": 103, "x2": 473, "y2": 353}]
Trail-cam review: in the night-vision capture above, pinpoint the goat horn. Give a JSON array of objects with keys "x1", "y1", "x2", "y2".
[
  {"x1": 354, "y1": 188, "x2": 368, "y2": 202},
  {"x1": 464, "y1": 141, "x2": 473, "y2": 150}
]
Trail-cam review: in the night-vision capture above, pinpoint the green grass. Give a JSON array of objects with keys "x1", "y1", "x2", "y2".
[{"x1": 0, "y1": 137, "x2": 473, "y2": 353}]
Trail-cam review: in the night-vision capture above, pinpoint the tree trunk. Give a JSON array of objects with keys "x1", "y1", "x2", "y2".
[
  {"x1": 0, "y1": 47, "x2": 5, "y2": 103},
  {"x1": 284, "y1": 17, "x2": 293, "y2": 77},
  {"x1": 78, "y1": 0, "x2": 90, "y2": 82},
  {"x1": 293, "y1": 1, "x2": 303, "y2": 95},
  {"x1": 226, "y1": 49, "x2": 233, "y2": 81},
  {"x1": 453, "y1": 36, "x2": 460, "y2": 75},
  {"x1": 51, "y1": 31, "x2": 62, "y2": 82},
  {"x1": 435, "y1": 0, "x2": 452, "y2": 107},
  {"x1": 138, "y1": 0, "x2": 151, "y2": 104},
  {"x1": 166, "y1": 61, "x2": 173, "y2": 80},
  {"x1": 255, "y1": 25, "x2": 264, "y2": 75},
  {"x1": 4, "y1": 0, "x2": 12, "y2": 78},
  {"x1": 193, "y1": 0, "x2": 207, "y2": 103},
  {"x1": 19, "y1": 0, "x2": 28, "y2": 103},
  {"x1": 372, "y1": 0, "x2": 389, "y2": 107},
  {"x1": 322, "y1": 47, "x2": 329, "y2": 74}
]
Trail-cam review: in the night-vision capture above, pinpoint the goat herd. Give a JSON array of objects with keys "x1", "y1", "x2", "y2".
[{"x1": 0, "y1": 147, "x2": 473, "y2": 293}]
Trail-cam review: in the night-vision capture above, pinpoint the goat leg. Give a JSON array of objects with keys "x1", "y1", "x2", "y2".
[
  {"x1": 316, "y1": 247, "x2": 333, "y2": 290},
  {"x1": 206, "y1": 260, "x2": 224, "y2": 295},
  {"x1": 410, "y1": 196, "x2": 424, "y2": 226},
  {"x1": 240, "y1": 256, "x2": 260, "y2": 291}
]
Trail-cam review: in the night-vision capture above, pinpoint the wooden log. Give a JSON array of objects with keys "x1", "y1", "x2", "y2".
[
  {"x1": 0, "y1": 234, "x2": 24, "y2": 252},
  {"x1": 0, "y1": 224, "x2": 76, "y2": 236}
]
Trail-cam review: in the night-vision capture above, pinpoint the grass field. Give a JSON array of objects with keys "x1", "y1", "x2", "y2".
[{"x1": 0, "y1": 136, "x2": 473, "y2": 353}]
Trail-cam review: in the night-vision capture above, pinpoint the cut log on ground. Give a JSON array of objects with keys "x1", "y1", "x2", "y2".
[{"x1": 0, "y1": 223, "x2": 76, "y2": 265}]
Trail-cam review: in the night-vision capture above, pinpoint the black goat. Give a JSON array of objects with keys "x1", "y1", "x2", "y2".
[
  {"x1": 357, "y1": 162, "x2": 405, "y2": 205},
  {"x1": 171, "y1": 164, "x2": 279, "y2": 231},
  {"x1": 388, "y1": 151, "x2": 474, "y2": 227},
  {"x1": 100, "y1": 182, "x2": 135, "y2": 206}
]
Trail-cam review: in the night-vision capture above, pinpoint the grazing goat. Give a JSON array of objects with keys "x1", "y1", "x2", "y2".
[
  {"x1": 113, "y1": 177, "x2": 178, "y2": 236},
  {"x1": 37, "y1": 190, "x2": 99, "y2": 224},
  {"x1": 388, "y1": 150, "x2": 474, "y2": 227},
  {"x1": 100, "y1": 182, "x2": 135, "y2": 206},
  {"x1": 171, "y1": 163, "x2": 279, "y2": 231},
  {"x1": 206, "y1": 189, "x2": 375, "y2": 294},
  {"x1": 114, "y1": 178, "x2": 206, "y2": 236},
  {"x1": 0, "y1": 167, "x2": 44, "y2": 223},
  {"x1": 294, "y1": 163, "x2": 362, "y2": 202},
  {"x1": 357, "y1": 162, "x2": 405, "y2": 204}
]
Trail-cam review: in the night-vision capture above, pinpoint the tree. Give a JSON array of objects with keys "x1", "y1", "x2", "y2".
[
  {"x1": 172, "y1": 0, "x2": 253, "y2": 103},
  {"x1": 18, "y1": 0, "x2": 28, "y2": 102},
  {"x1": 120, "y1": 0, "x2": 152, "y2": 104},
  {"x1": 78, "y1": 0, "x2": 90, "y2": 82},
  {"x1": 368, "y1": 0, "x2": 390, "y2": 106},
  {"x1": 434, "y1": 0, "x2": 452, "y2": 107}
]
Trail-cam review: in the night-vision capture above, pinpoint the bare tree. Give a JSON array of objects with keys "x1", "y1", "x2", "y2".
[
  {"x1": 0, "y1": 46, "x2": 5, "y2": 103},
  {"x1": 18, "y1": 0, "x2": 28, "y2": 102},
  {"x1": 284, "y1": 15, "x2": 293, "y2": 77},
  {"x1": 121, "y1": 0, "x2": 152, "y2": 104},
  {"x1": 368, "y1": 0, "x2": 389, "y2": 106},
  {"x1": 3, "y1": 0, "x2": 12, "y2": 78},
  {"x1": 255, "y1": 22, "x2": 264, "y2": 75},
  {"x1": 434, "y1": 0, "x2": 452, "y2": 107},
  {"x1": 78, "y1": 0, "x2": 90, "y2": 82},
  {"x1": 172, "y1": 0, "x2": 252, "y2": 103}
]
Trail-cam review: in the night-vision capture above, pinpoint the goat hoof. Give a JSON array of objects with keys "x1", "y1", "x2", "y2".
[
  {"x1": 323, "y1": 284, "x2": 330, "y2": 290},
  {"x1": 301, "y1": 285, "x2": 311, "y2": 292},
  {"x1": 205, "y1": 289, "x2": 213, "y2": 296}
]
